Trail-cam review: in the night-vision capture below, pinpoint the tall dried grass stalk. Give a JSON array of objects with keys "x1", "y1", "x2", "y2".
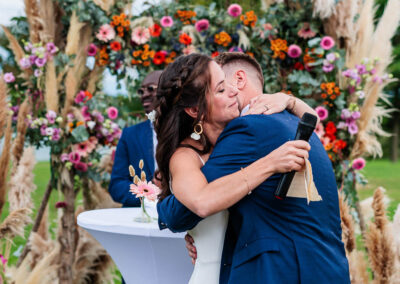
[
  {"x1": 11, "y1": 99, "x2": 30, "y2": 173},
  {"x1": 1, "y1": 26, "x2": 26, "y2": 64},
  {"x1": 44, "y1": 60, "x2": 59, "y2": 112},
  {"x1": 392, "y1": 205, "x2": 400, "y2": 282},
  {"x1": 89, "y1": 180, "x2": 120, "y2": 209},
  {"x1": 92, "y1": 0, "x2": 115, "y2": 12},
  {"x1": 345, "y1": 0, "x2": 374, "y2": 69},
  {"x1": 73, "y1": 225, "x2": 115, "y2": 284},
  {"x1": 86, "y1": 66, "x2": 104, "y2": 95},
  {"x1": 27, "y1": 231, "x2": 55, "y2": 269},
  {"x1": 24, "y1": 244, "x2": 60, "y2": 284},
  {"x1": 65, "y1": 12, "x2": 85, "y2": 56},
  {"x1": 0, "y1": 75, "x2": 8, "y2": 139},
  {"x1": 0, "y1": 208, "x2": 32, "y2": 239},
  {"x1": 62, "y1": 69, "x2": 78, "y2": 118},
  {"x1": 24, "y1": 0, "x2": 42, "y2": 43},
  {"x1": 38, "y1": 0, "x2": 56, "y2": 42},
  {"x1": 37, "y1": 205, "x2": 49, "y2": 240},
  {"x1": 338, "y1": 192, "x2": 355, "y2": 253},
  {"x1": 8, "y1": 147, "x2": 37, "y2": 212},
  {"x1": 348, "y1": 250, "x2": 370, "y2": 284},
  {"x1": 323, "y1": 0, "x2": 359, "y2": 49},
  {"x1": 0, "y1": 116, "x2": 12, "y2": 214},
  {"x1": 313, "y1": 0, "x2": 336, "y2": 19},
  {"x1": 365, "y1": 187, "x2": 395, "y2": 283},
  {"x1": 73, "y1": 25, "x2": 92, "y2": 81}
]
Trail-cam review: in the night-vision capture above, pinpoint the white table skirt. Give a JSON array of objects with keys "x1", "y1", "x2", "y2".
[{"x1": 77, "y1": 208, "x2": 193, "y2": 284}]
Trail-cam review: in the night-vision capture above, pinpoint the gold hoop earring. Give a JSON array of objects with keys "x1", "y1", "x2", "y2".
[{"x1": 190, "y1": 123, "x2": 203, "y2": 141}]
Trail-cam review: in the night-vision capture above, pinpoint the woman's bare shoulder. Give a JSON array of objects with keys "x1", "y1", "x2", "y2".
[{"x1": 170, "y1": 146, "x2": 202, "y2": 171}]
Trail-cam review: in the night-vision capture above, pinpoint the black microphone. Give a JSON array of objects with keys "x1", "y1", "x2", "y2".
[{"x1": 274, "y1": 112, "x2": 318, "y2": 200}]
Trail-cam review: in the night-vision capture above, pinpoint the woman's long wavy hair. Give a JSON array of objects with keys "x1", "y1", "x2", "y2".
[{"x1": 154, "y1": 54, "x2": 213, "y2": 200}]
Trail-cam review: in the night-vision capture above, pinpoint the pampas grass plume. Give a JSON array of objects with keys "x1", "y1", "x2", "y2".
[
  {"x1": 348, "y1": 250, "x2": 370, "y2": 284},
  {"x1": 313, "y1": 0, "x2": 336, "y2": 19},
  {"x1": 0, "y1": 208, "x2": 32, "y2": 239},
  {"x1": 338, "y1": 191, "x2": 355, "y2": 253},
  {"x1": 372, "y1": 187, "x2": 388, "y2": 230},
  {"x1": 0, "y1": 75, "x2": 8, "y2": 139},
  {"x1": 24, "y1": 0, "x2": 42, "y2": 43},
  {"x1": 0, "y1": 116, "x2": 12, "y2": 214},
  {"x1": 11, "y1": 99, "x2": 30, "y2": 172},
  {"x1": 38, "y1": 0, "x2": 56, "y2": 42},
  {"x1": 44, "y1": 60, "x2": 59, "y2": 112},
  {"x1": 8, "y1": 147, "x2": 37, "y2": 212},
  {"x1": 1, "y1": 25, "x2": 26, "y2": 63},
  {"x1": 65, "y1": 11, "x2": 85, "y2": 56}
]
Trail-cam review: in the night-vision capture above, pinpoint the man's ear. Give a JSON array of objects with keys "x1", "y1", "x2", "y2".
[
  {"x1": 184, "y1": 106, "x2": 199, "y2": 119},
  {"x1": 235, "y1": 70, "x2": 247, "y2": 90}
]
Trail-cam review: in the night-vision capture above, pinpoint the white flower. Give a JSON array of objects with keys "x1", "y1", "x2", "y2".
[
  {"x1": 45, "y1": 127, "x2": 54, "y2": 136},
  {"x1": 146, "y1": 110, "x2": 157, "y2": 123},
  {"x1": 87, "y1": 121, "x2": 96, "y2": 130}
]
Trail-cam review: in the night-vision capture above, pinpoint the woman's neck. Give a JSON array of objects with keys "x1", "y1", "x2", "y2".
[{"x1": 203, "y1": 122, "x2": 225, "y2": 146}]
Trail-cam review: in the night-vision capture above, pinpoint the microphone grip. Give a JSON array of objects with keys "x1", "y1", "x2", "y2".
[{"x1": 274, "y1": 171, "x2": 296, "y2": 199}]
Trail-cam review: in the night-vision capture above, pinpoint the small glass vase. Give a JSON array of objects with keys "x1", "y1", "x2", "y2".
[{"x1": 134, "y1": 198, "x2": 152, "y2": 223}]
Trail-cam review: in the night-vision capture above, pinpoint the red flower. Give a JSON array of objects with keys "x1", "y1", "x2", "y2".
[
  {"x1": 84, "y1": 90, "x2": 93, "y2": 101},
  {"x1": 110, "y1": 41, "x2": 122, "y2": 51},
  {"x1": 325, "y1": 121, "x2": 337, "y2": 135},
  {"x1": 334, "y1": 139, "x2": 347, "y2": 150},
  {"x1": 153, "y1": 51, "x2": 166, "y2": 65},
  {"x1": 211, "y1": 51, "x2": 220, "y2": 58},
  {"x1": 179, "y1": 33, "x2": 192, "y2": 45},
  {"x1": 150, "y1": 24, "x2": 162, "y2": 37},
  {"x1": 294, "y1": 62, "x2": 304, "y2": 70}
]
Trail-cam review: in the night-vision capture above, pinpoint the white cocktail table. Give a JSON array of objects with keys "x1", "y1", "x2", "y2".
[{"x1": 77, "y1": 208, "x2": 193, "y2": 284}]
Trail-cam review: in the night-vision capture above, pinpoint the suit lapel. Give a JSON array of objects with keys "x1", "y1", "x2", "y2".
[{"x1": 140, "y1": 120, "x2": 155, "y2": 176}]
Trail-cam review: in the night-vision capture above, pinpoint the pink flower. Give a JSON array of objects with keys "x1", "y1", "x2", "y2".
[
  {"x1": 73, "y1": 142, "x2": 90, "y2": 157},
  {"x1": 74, "y1": 161, "x2": 88, "y2": 172},
  {"x1": 19, "y1": 57, "x2": 31, "y2": 69},
  {"x1": 52, "y1": 128, "x2": 61, "y2": 141},
  {"x1": 35, "y1": 57, "x2": 46, "y2": 67},
  {"x1": 81, "y1": 106, "x2": 91, "y2": 121},
  {"x1": 86, "y1": 43, "x2": 97, "y2": 56},
  {"x1": 55, "y1": 201, "x2": 67, "y2": 209},
  {"x1": 34, "y1": 69, "x2": 43, "y2": 77},
  {"x1": 68, "y1": 151, "x2": 81, "y2": 164},
  {"x1": 61, "y1": 153, "x2": 69, "y2": 162},
  {"x1": 195, "y1": 19, "x2": 209, "y2": 32},
  {"x1": 227, "y1": 4, "x2": 242, "y2": 17},
  {"x1": 0, "y1": 254, "x2": 7, "y2": 266},
  {"x1": 352, "y1": 157, "x2": 366, "y2": 170},
  {"x1": 228, "y1": 46, "x2": 244, "y2": 52},
  {"x1": 348, "y1": 122, "x2": 358, "y2": 135},
  {"x1": 182, "y1": 45, "x2": 196, "y2": 55},
  {"x1": 107, "y1": 106, "x2": 118, "y2": 120},
  {"x1": 297, "y1": 23, "x2": 316, "y2": 39},
  {"x1": 322, "y1": 63, "x2": 334, "y2": 73},
  {"x1": 46, "y1": 42, "x2": 58, "y2": 55},
  {"x1": 130, "y1": 180, "x2": 161, "y2": 201},
  {"x1": 75, "y1": 91, "x2": 86, "y2": 104},
  {"x1": 46, "y1": 110, "x2": 57, "y2": 124},
  {"x1": 96, "y1": 24, "x2": 116, "y2": 42},
  {"x1": 315, "y1": 106, "x2": 328, "y2": 121},
  {"x1": 287, "y1": 44, "x2": 302, "y2": 58},
  {"x1": 3, "y1": 72, "x2": 15, "y2": 83},
  {"x1": 131, "y1": 27, "x2": 151, "y2": 45},
  {"x1": 160, "y1": 16, "x2": 174, "y2": 28},
  {"x1": 320, "y1": 36, "x2": 335, "y2": 50}
]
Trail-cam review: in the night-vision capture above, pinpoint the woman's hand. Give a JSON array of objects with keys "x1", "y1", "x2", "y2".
[
  {"x1": 266, "y1": 140, "x2": 311, "y2": 173},
  {"x1": 244, "y1": 92, "x2": 293, "y2": 115}
]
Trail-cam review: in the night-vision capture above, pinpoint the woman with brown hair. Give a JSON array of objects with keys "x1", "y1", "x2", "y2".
[{"x1": 154, "y1": 53, "x2": 312, "y2": 283}]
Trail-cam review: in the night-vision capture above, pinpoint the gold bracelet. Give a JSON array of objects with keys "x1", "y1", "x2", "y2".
[{"x1": 240, "y1": 167, "x2": 252, "y2": 195}]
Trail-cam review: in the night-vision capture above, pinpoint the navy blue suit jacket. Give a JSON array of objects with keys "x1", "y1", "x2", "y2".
[
  {"x1": 157, "y1": 111, "x2": 350, "y2": 283},
  {"x1": 109, "y1": 120, "x2": 155, "y2": 207}
]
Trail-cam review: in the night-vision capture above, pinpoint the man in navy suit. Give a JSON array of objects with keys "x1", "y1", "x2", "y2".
[
  {"x1": 157, "y1": 53, "x2": 350, "y2": 283},
  {"x1": 109, "y1": 70, "x2": 162, "y2": 207}
]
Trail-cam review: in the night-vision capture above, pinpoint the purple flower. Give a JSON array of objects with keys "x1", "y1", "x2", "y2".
[
  {"x1": 341, "y1": 109, "x2": 351, "y2": 120},
  {"x1": 19, "y1": 57, "x2": 31, "y2": 69},
  {"x1": 46, "y1": 110, "x2": 57, "y2": 124},
  {"x1": 326, "y1": 53, "x2": 336, "y2": 62},
  {"x1": 3, "y1": 72, "x2": 15, "y2": 83},
  {"x1": 352, "y1": 111, "x2": 361, "y2": 120},
  {"x1": 68, "y1": 151, "x2": 81, "y2": 164},
  {"x1": 160, "y1": 16, "x2": 173, "y2": 28},
  {"x1": 227, "y1": 4, "x2": 242, "y2": 17},
  {"x1": 46, "y1": 42, "x2": 58, "y2": 55},
  {"x1": 356, "y1": 91, "x2": 365, "y2": 99},
  {"x1": 287, "y1": 44, "x2": 302, "y2": 58},
  {"x1": 320, "y1": 36, "x2": 335, "y2": 50},
  {"x1": 229, "y1": 46, "x2": 244, "y2": 52},
  {"x1": 315, "y1": 106, "x2": 328, "y2": 121},
  {"x1": 107, "y1": 107, "x2": 118, "y2": 120},
  {"x1": 356, "y1": 64, "x2": 367, "y2": 75},
  {"x1": 34, "y1": 69, "x2": 43, "y2": 77},
  {"x1": 352, "y1": 157, "x2": 366, "y2": 170},
  {"x1": 195, "y1": 19, "x2": 209, "y2": 32},
  {"x1": 337, "y1": 122, "x2": 347, "y2": 129},
  {"x1": 35, "y1": 57, "x2": 46, "y2": 67},
  {"x1": 45, "y1": 127, "x2": 54, "y2": 136},
  {"x1": 52, "y1": 128, "x2": 61, "y2": 141},
  {"x1": 24, "y1": 42, "x2": 33, "y2": 52},
  {"x1": 67, "y1": 113, "x2": 75, "y2": 122},
  {"x1": 348, "y1": 123, "x2": 358, "y2": 135},
  {"x1": 92, "y1": 110, "x2": 104, "y2": 123},
  {"x1": 322, "y1": 63, "x2": 334, "y2": 73},
  {"x1": 86, "y1": 43, "x2": 97, "y2": 56},
  {"x1": 61, "y1": 153, "x2": 69, "y2": 162},
  {"x1": 40, "y1": 125, "x2": 47, "y2": 136},
  {"x1": 75, "y1": 91, "x2": 86, "y2": 104},
  {"x1": 74, "y1": 161, "x2": 88, "y2": 172}
]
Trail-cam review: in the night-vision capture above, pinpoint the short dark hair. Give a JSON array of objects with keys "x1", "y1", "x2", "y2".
[{"x1": 214, "y1": 52, "x2": 264, "y2": 87}]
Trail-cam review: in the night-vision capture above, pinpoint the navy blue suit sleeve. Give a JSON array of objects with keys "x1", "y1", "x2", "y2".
[
  {"x1": 157, "y1": 195, "x2": 203, "y2": 232},
  {"x1": 109, "y1": 128, "x2": 141, "y2": 207}
]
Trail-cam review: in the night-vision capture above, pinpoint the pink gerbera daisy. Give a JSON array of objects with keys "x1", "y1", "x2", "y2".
[
  {"x1": 320, "y1": 36, "x2": 335, "y2": 50},
  {"x1": 227, "y1": 4, "x2": 242, "y2": 17},
  {"x1": 131, "y1": 27, "x2": 151, "y2": 45},
  {"x1": 130, "y1": 181, "x2": 161, "y2": 201},
  {"x1": 160, "y1": 16, "x2": 174, "y2": 28},
  {"x1": 352, "y1": 157, "x2": 366, "y2": 170},
  {"x1": 96, "y1": 24, "x2": 116, "y2": 42},
  {"x1": 315, "y1": 106, "x2": 329, "y2": 121},
  {"x1": 287, "y1": 44, "x2": 302, "y2": 58}
]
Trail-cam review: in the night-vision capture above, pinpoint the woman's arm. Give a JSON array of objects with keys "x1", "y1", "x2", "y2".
[
  {"x1": 246, "y1": 92, "x2": 320, "y2": 124},
  {"x1": 170, "y1": 140, "x2": 310, "y2": 218}
]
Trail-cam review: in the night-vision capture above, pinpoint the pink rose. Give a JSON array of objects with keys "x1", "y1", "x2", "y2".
[
  {"x1": 195, "y1": 19, "x2": 209, "y2": 32},
  {"x1": 227, "y1": 4, "x2": 242, "y2": 17},
  {"x1": 352, "y1": 157, "x2": 366, "y2": 170},
  {"x1": 107, "y1": 107, "x2": 118, "y2": 120}
]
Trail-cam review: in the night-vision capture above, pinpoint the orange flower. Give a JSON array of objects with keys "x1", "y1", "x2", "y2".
[
  {"x1": 84, "y1": 91, "x2": 93, "y2": 100},
  {"x1": 76, "y1": 121, "x2": 84, "y2": 127},
  {"x1": 214, "y1": 31, "x2": 232, "y2": 47},
  {"x1": 321, "y1": 93, "x2": 327, "y2": 99},
  {"x1": 240, "y1": 11, "x2": 257, "y2": 27},
  {"x1": 179, "y1": 33, "x2": 192, "y2": 45},
  {"x1": 143, "y1": 61, "x2": 150, "y2": 67},
  {"x1": 133, "y1": 50, "x2": 142, "y2": 57},
  {"x1": 270, "y1": 38, "x2": 288, "y2": 59},
  {"x1": 211, "y1": 51, "x2": 220, "y2": 58}
]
